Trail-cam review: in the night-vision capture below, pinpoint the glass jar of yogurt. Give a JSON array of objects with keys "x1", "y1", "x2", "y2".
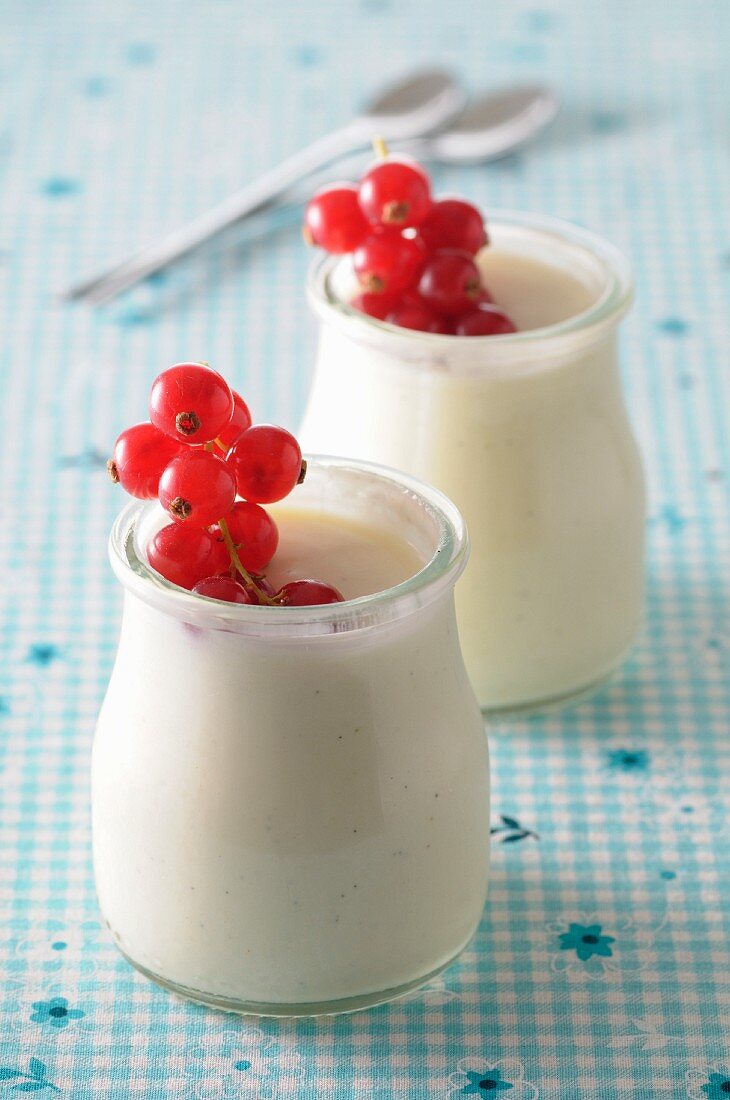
[
  {"x1": 93, "y1": 457, "x2": 489, "y2": 1016},
  {"x1": 300, "y1": 212, "x2": 646, "y2": 713}
]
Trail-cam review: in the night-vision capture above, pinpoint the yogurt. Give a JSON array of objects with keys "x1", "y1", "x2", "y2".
[
  {"x1": 93, "y1": 458, "x2": 489, "y2": 1015},
  {"x1": 300, "y1": 212, "x2": 645, "y2": 712},
  {"x1": 264, "y1": 507, "x2": 422, "y2": 597}
]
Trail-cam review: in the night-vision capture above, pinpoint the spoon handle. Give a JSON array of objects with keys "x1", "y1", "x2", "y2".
[{"x1": 64, "y1": 121, "x2": 367, "y2": 305}]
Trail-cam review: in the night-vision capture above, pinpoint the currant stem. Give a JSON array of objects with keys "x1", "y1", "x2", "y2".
[
  {"x1": 213, "y1": 437, "x2": 227, "y2": 453},
  {"x1": 372, "y1": 136, "x2": 389, "y2": 159},
  {"x1": 217, "y1": 516, "x2": 279, "y2": 605}
]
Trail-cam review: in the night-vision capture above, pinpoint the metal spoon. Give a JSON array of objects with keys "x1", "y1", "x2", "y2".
[
  {"x1": 183, "y1": 83, "x2": 560, "y2": 271},
  {"x1": 280, "y1": 84, "x2": 559, "y2": 200},
  {"x1": 64, "y1": 69, "x2": 467, "y2": 304},
  {"x1": 413, "y1": 83, "x2": 559, "y2": 163}
]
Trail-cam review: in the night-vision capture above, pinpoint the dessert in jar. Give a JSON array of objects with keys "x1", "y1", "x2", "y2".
[
  {"x1": 299, "y1": 155, "x2": 646, "y2": 713},
  {"x1": 94, "y1": 364, "x2": 489, "y2": 1015}
]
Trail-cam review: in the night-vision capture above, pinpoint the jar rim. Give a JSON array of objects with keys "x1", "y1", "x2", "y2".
[
  {"x1": 108, "y1": 455, "x2": 469, "y2": 637},
  {"x1": 307, "y1": 209, "x2": 633, "y2": 368}
]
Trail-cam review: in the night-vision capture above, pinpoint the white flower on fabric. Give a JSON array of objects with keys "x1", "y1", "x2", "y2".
[
  {"x1": 13, "y1": 918, "x2": 102, "y2": 977},
  {"x1": 637, "y1": 773, "x2": 720, "y2": 829},
  {"x1": 173, "y1": 1022, "x2": 305, "y2": 1100},
  {"x1": 447, "y1": 1056, "x2": 538, "y2": 1098},
  {"x1": 544, "y1": 910, "x2": 663, "y2": 981}
]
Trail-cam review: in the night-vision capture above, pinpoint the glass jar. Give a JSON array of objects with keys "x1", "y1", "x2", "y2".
[
  {"x1": 93, "y1": 457, "x2": 489, "y2": 1016},
  {"x1": 300, "y1": 212, "x2": 646, "y2": 713}
]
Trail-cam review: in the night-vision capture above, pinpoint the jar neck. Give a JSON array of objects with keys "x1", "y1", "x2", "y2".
[
  {"x1": 307, "y1": 210, "x2": 633, "y2": 378},
  {"x1": 108, "y1": 457, "x2": 469, "y2": 639}
]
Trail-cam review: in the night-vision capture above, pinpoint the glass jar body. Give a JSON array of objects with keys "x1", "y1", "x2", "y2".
[
  {"x1": 300, "y1": 215, "x2": 646, "y2": 712},
  {"x1": 93, "y1": 462, "x2": 489, "y2": 1015}
]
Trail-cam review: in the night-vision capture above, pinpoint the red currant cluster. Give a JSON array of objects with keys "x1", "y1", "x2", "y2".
[
  {"x1": 303, "y1": 151, "x2": 516, "y2": 337},
  {"x1": 108, "y1": 363, "x2": 343, "y2": 607}
]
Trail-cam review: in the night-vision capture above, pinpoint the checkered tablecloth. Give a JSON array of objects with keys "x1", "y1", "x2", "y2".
[{"x1": 0, "y1": 0, "x2": 728, "y2": 1096}]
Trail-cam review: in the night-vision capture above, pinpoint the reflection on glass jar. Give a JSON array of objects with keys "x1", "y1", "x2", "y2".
[
  {"x1": 301, "y1": 213, "x2": 646, "y2": 713},
  {"x1": 93, "y1": 458, "x2": 489, "y2": 1016}
]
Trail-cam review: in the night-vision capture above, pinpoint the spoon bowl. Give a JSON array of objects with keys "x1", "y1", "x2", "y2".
[
  {"x1": 360, "y1": 68, "x2": 468, "y2": 141},
  {"x1": 422, "y1": 84, "x2": 559, "y2": 162}
]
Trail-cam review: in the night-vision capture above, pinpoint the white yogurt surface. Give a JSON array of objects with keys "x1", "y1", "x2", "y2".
[
  {"x1": 478, "y1": 247, "x2": 595, "y2": 329},
  {"x1": 265, "y1": 508, "x2": 422, "y2": 598},
  {"x1": 300, "y1": 223, "x2": 645, "y2": 711},
  {"x1": 93, "y1": 494, "x2": 489, "y2": 1009}
]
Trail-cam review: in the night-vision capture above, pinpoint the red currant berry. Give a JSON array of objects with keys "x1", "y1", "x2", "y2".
[
  {"x1": 277, "y1": 579, "x2": 345, "y2": 606},
  {"x1": 400, "y1": 286, "x2": 426, "y2": 307},
  {"x1": 192, "y1": 575, "x2": 256, "y2": 604},
  {"x1": 418, "y1": 250, "x2": 482, "y2": 317},
  {"x1": 216, "y1": 390, "x2": 252, "y2": 451},
  {"x1": 303, "y1": 183, "x2": 369, "y2": 253},
  {"x1": 158, "y1": 449, "x2": 236, "y2": 526},
  {"x1": 350, "y1": 290, "x2": 399, "y2": 320},
  {"x1": 385, "y1": 301, "x2": 451, "y2": 334},
  {"x1": 419, "y1": 198, "x2": 488, "y2": 255},
  {"x1": 454, "y1": 304, "x2": 517, "y2": 337},
  {"x1": 147, "y1": 524, "x2": 229, "y2": 589},
  {"x1": 211, "y1": 501, "x2": 278, "y2": 573},
  {"x1": 353, "y1": 230, "x2": 426, "y2": 296},
  {"x1": 149, "y1": 362, "x2": 234, "y2": 444},
  {"x1": 475, "y1": 285, "x2": 493, "y2": 305},
  {"x1": 228, "y1": 425, "x2": 304, "y2": 504},
  {"x1": 108, "y1": 422, "x2": 183, "y2": 499},
  {"x1": 358, "y1": 157, "x2": 432, "y2": 228}
]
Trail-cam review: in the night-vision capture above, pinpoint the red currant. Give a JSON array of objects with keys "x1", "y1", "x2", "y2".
[
  {"x1": 147, "y1": 524, "x2": 229, "y2": 589},
  {"x1": 108, "y1": 422, "x2": 182, "y2": 499},
  {"x1": 216, "y1": 391, "x2": 252, "y2": 451},
  {"x1": 211, "y1": 500, "x2": 278, "y2": 573},
  {"x1": 454, "y1": 304, "x2": 517, "y2": 337},
  {"x1": 400, "y1": 286, "x2": 426, "y2": 307},
  {"x1": 277, "y1": 579, "x2": 344, "y2": 606},
  {"x1": 350, "y1": 290, "x2": 399, "y2": 320},
  {"x1": 353, "y1": 230, "x2": 426, "y2": 296},
  {"x1": 303, "y1": 183, "x2": 369, "y2": 253},
  {"x1": 192, "y1": 575, "x2": 256, "y2": 604},
  {"x1": 385, "y1": 301, "x2": 451, "y2": 334},
  {"x1": 419, "y1": 198, "x2": 488, "y2": 255},
  {"x1": 149, "y1": 363, "x2": 234, "y2": 444},
  {"x1": 418, "y1": 250, "x2": 482, "y2": 316},
  {"x1": 358, "y1": 157, "x2": 432, "y2": 228},
  {"x1": 158, "y1": 449, "x2": 236, "y2": 526},
  {"x1": 228, "y1": 425, "x2": 303, "y2": 504}
]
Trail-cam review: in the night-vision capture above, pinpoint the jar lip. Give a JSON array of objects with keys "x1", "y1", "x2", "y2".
[
  {"x1": 108, "y1": 455, "x2": 469, "y2": 636},
  {"x1": 307, "y1": 209, "x2": 633, "y2": 361}
]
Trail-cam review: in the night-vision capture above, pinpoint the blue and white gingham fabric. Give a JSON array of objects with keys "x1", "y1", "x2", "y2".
[{"x1": 0, "y1": 0, "x2": 728, "y2": 1096}]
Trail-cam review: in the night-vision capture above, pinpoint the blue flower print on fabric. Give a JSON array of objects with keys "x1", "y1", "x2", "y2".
[
  {"x1": 448, "y1": 1058, "x2": 538, "y2": 1099},
  {"x1": 558, "y1": 923, "x2": 615, "y2": 962},
  {"x1": 29, "y1": 997, "x2": 84, "y2": 1030},
  {"x1": 686, "y1": 1065, "x2": 730, "y2": 1100},
  {"x1": 546, "y1": 911, "x2": 633, "y2": 978},
  {"x1": 607, "y1": 748, "x2": 649, "y2": 770},
  {"x1": 701, "y1": 1072, "x2": 730, "y2": 1099},
  {"x1": 461, "y1": 1067, "x2": 513, "y2": 1093}
]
